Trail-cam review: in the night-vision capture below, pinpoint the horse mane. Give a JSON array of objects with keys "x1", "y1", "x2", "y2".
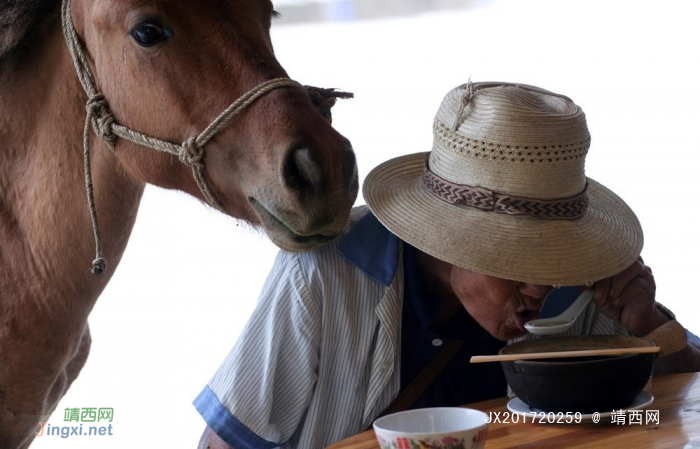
[{"x1": 0, "y1": 0, "x2": 60, "y2": 61}]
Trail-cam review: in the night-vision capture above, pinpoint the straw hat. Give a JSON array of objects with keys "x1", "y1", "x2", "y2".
[{"x1": 364, "y1": 81, "x2": 643, "y2": 286}]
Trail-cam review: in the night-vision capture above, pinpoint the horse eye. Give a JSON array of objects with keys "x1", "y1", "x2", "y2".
[{"x1": 130, "y1": 20, "x2": 171, "y2": 47}]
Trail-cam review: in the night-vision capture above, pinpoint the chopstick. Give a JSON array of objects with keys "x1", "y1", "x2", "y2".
[{"x1": 470, "y1": 346, "x2": 660, "y2": 363}]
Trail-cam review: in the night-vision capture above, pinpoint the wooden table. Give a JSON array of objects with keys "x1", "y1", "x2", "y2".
[{"x1": 327, "y1": 372, "x2": 700, "y2": 449}]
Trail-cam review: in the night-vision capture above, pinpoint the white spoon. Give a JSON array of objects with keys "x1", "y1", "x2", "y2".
[{"x1": 524, "y1": 289, "x2": 595, "y2": 335}]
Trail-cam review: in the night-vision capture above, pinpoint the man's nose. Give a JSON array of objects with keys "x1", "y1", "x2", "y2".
[{"x1": 519, "y1": 283, "x2": 551, "y2": 299}]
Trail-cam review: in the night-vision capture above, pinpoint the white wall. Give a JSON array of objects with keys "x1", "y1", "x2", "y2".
[{"x1": 33, "y1": 1, "x2": 699, "y2": 447}]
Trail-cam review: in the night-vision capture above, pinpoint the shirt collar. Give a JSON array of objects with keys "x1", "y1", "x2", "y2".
[
  {"x1": 338, "y1": 211, "x2": 493, "y2": 340},
  {"x1": 337, "y1": 211, "x2": 400, "y2": 287},
  {"x1": 336, "y1": 212, "x2": 446, "y2": 331}
]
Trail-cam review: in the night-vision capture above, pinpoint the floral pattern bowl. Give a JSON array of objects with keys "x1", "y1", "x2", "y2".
[{"x1": 373, "y1": 407, "x2": 489, "y2": 449}]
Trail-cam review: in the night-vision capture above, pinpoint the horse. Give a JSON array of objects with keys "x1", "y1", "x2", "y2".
[{"x1": 0, "y1": 0, "x2": 358, "y2": 446}]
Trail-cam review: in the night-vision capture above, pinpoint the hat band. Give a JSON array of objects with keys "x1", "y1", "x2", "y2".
[{"x1": 422, "y1": 157, "x2": 589, "y2": 220}]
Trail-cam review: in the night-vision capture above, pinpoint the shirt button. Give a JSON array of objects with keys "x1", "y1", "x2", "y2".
[
  {"x1": 432, "y1": 338, "x2": 443, "y2": 347},
  {"x1": 381, "y1": 362, "x2": 391, "y2": 370}
]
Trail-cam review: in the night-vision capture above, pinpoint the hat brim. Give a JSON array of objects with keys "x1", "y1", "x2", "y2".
[{"x1": 364, "y1": 152, "x2": 643, "y2": 286}]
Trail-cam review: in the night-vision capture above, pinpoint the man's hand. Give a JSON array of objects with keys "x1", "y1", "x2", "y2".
[
  {"x1": 592, "y1": 257, "x2": 700, "y2": 374},
  {"x1": 591, "y1": 257, "x2": 668, "y2": 336}
]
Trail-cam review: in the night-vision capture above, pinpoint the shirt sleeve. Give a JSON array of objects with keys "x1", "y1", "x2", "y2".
[{"x1": 194, "y1": 249, "x2": 321, "y2": 448}]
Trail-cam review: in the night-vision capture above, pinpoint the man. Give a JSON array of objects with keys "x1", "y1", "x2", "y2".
[{"x1": 195, "y1": 81, "x2": 700, "y2": 449}]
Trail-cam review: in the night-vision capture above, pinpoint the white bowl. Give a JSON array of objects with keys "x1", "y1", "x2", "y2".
[{"x1": 373, "y1": 407, "x2": 489, "y2": 449}]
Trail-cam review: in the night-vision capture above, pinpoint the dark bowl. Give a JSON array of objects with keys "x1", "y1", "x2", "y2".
[{"x1": 500, "y1": 336, "x2": 655, "y2": 413}]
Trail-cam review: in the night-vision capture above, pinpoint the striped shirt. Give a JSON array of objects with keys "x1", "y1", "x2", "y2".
[{"x1": 193, "y1": 206, "x2": 651, "y2": 449}]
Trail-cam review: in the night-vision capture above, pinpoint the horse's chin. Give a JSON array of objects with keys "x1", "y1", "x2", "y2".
[{"x1": 249, "y1": 198, "x2": 339, "y2": 252}]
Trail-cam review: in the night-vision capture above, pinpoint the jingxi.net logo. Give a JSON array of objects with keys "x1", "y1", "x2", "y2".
[{"x1": 35, "y1": 407, "x2": 114, "y2": 439}]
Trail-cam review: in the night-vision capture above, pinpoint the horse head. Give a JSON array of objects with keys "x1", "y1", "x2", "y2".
[{"x1": 68, "y1": 0, "x2": 358, "y2": 253}]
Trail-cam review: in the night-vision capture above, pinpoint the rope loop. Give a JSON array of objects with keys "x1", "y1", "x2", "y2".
[
  {"x1": 86, "y1": 94, "x2": 117, "y2": 149},
  {"x1": 180, "y1": 137, "x2": 205, "y2": 168}
]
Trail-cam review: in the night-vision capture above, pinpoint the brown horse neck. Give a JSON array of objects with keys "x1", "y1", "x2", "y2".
[
  {"x1": 0, "y1": 10, "x2": 144, "y2": 312},
  {"x1": 0, "y1": 11, "x2": 143, "y2": 444}
]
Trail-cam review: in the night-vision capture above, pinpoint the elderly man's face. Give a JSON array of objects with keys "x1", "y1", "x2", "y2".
[{"x1": 449, "y1": 266, "x2": 553, "y2": 340}]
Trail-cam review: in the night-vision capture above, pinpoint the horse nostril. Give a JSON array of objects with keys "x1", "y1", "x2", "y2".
[{"x1": 283, "y1": 147, "x2": 321, "y2": 194}]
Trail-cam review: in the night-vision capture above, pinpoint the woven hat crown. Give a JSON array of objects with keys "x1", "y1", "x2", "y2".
[{"x1": 430, "y1": 82, "x2": 591, "y2": 200}]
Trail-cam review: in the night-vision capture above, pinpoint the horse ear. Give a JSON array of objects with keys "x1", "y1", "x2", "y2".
[{"x1": 304, "y1": 85, "x2": 354, "y2": 124}]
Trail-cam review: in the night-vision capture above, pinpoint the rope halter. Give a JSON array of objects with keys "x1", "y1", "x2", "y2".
[{"x1": 60, "y1": 0, "x2": 351, "y2": 275}]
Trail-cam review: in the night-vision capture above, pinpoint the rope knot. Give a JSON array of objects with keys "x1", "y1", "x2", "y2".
[
  {"x1": 86, "y1": 94, "x2": 117, "y2": 149},
  {"x1": 88, "y1": 257, "x2": 106, "y2": 276},
  {"x1": 305, "y1": 85, "x2": 354, "y2": 123},
  {"x1": 179, "y1": 137, "x2": 205, "y2": 168}
]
